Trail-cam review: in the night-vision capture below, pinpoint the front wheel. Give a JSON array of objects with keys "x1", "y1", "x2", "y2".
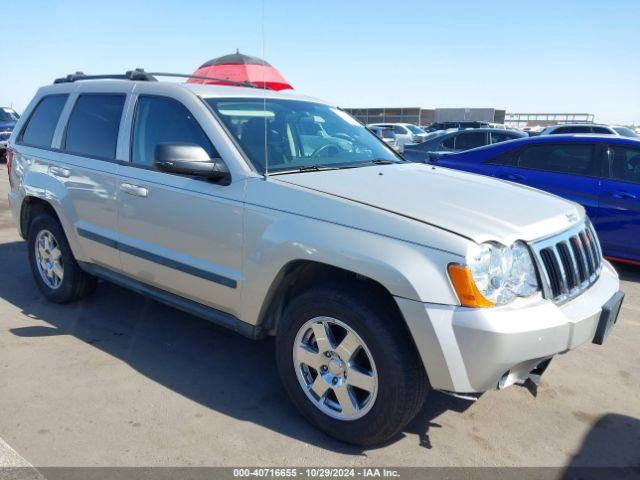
[{"x1": 276, "y1": 285, "x2": 429, "y2": 446}]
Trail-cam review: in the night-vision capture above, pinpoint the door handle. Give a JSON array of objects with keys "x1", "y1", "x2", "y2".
[
  {"x1": 120, "y1": 183, "x2": 149, "y2": 198},
  {"x1": 610, "y1": 191, "x2": 637, "y2": 200},
  {"x1": 49, "y1": 166, "x2": 71, "y2": 178}
]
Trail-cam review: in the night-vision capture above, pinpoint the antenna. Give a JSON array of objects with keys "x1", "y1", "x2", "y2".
[{"x1": 262, "y1": 0, "x2": 269, "y2": 177}]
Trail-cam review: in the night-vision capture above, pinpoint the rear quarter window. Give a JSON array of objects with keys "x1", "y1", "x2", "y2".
[{"x1": 19, "y1": 94, "x2": 69, "y2": 148}]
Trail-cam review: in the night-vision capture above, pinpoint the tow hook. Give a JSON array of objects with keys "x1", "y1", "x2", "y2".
[{"x1": 517, "y1": 359, "x2": 552, "y2": 397}]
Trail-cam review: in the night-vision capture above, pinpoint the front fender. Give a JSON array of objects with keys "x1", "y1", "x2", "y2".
[{"x1": 239, "y1": 204, "x2": 465, "y2": 326}]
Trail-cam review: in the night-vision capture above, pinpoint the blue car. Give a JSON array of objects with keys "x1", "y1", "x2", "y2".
[
  {"x1": 427, "y1": 134, "x2": 640, "y2": 265},
  {"x1": 0, "y1": 107, "x2": 20, "y2": 160}
]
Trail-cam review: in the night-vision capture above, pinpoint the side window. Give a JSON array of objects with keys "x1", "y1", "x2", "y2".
[
  {"x1": 491, "y1": 132, "x2": 518, "y2": 144},
  {"x1": 132, "y1": 96, "x2": 217, "y2": 167},
  {"x1": 607, "y1": 146, "x2": 640, "y2": 184},
  {"x1": 19, "y1": 95, "x2": 68, "y2": 148},
  {"x1": 441, "y1": 135, "x2": 456, "y2": 150},
  {"x1": 592, "y1": 126, "x2": 613, "y2": 134},
  {"x1": 455, "y1": 132, "x2": 485, "y2": 150},
  {"x1": 516, "y1": 144, "x2": 595, "y2": 175},
  {"x1": 393, "y1": 125, "x2": 406, "y2": 135},
  {"x1": 64, "y1": 94, "x2": 125, "y2": 159},
  {"x1": 556, "y1": 126, "x2": 590, "y2": 134}
]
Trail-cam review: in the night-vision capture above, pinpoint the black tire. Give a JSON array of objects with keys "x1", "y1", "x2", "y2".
[
  {"x1": 27, "y1": 213, "x2": 97, "y2": 303},
  {"x1": 276, "y1": 284, "x2": 429, "y2": 446}
]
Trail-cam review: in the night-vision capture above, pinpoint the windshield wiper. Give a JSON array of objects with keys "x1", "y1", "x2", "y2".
[
  {"x1": 338, "y1": 159, "x2": 399, "y2": 169},
  {"x1": 368, "y1": 159, "x2": 396, "y2": 165},
  {"x1": 270, "y1": 160, "x2": 399, "y2": 175},
  {"x1": 269, "y1": 164, "x2": 342, "y2": 175},
  {"x1": 297, "y1": 165, "x2": 325, "y2": 172}
]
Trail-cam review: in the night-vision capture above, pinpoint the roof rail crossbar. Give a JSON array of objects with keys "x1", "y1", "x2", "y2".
[
  {"x1": 54, "y1": 68, "x2": 157, "y2": 84},
  {"x1": 53, "y1": 68, "x2": 268, "y2": 89}
]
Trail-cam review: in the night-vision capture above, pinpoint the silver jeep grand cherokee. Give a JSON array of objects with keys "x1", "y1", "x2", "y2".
[{"x1": 6, "y1": 71, "x2": 623, "y2": 446}]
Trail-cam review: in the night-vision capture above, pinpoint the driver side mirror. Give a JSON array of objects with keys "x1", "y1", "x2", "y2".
[{"x1": 154, "y1": 143, "x2": 229, "y2": 181}]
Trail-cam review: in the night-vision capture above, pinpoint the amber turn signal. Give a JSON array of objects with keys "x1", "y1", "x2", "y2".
[{"x1": 447, "y1": 264, "x2": 495, "y2": 308}]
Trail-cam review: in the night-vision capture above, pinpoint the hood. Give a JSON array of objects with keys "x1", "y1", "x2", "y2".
[{"x1": 273, "y1": 163, "x2": 583, "y2": 245}]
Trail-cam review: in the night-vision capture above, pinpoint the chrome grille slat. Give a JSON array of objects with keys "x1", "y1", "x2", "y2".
[
  {"x1": 557, "y1": 241, "x2": 579, "y2": 291},
  {"x1": 585, "y1": 227, "x2": 601, "y2": 265},
  {"x1": 540, "y1": 248, "x2": 562, "y2": 297},
  {"x1": 570, "y1": 236, "x2": 588, "y2": 284},
  {"x1": 580, "y1": 231, "x2": 596, "y2": 276},
  {"x1": 551, "y1": 247, "x2": 569, "y2": 296},
  {"x1": 531, "y1": 221, "x2": 602, "y2": 304}
]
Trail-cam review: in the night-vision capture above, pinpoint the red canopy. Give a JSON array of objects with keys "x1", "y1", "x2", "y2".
[{"x1": 187, "y1": 51, "x2": 293, "y2": 91}]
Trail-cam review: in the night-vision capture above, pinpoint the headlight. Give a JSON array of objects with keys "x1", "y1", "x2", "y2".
[{"x1": 448, "y1": 241, "x2": 539, "y2": 307}]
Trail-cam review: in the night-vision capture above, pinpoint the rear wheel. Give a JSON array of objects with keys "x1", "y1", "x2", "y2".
[
  {"x1": 276, "y1": 285, "x2": 429, "y2": 446},
  {"x1": 27, "y1": 213, "x2": 97, "y2": 303}
]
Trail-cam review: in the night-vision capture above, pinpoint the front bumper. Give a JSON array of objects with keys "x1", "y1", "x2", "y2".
[{"x1": 395, "y1": 260, "x2": 621, "y2": 392}]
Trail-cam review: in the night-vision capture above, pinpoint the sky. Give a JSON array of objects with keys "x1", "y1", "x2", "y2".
[{"x1": 2, "y1": 0, "x2": 639, "y2": 124}]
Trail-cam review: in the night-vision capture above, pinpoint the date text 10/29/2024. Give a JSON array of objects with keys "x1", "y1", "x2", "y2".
[{"x1": 233, "y1": 468, "x2": 400, "y2": 478}]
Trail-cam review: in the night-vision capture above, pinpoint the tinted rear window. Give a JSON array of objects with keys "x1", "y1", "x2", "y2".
[
  {"x1": 20, "y1": 95, "x2": 68, "y2": 148},
  {"x1": 64, "y1": 94, "x2": 126, "y2": 159},
  {"x1": 455, "y1": 131, "x2": 485, "y2": 150}
]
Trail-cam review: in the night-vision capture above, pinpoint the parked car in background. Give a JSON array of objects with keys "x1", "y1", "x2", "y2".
[
  {"x1": 426, "y1": 134, "x2": 640, "y2": 264},
  {"x1": 368, "y1": 125, "x2": 400, "y2": 152},
  {"x1": 7, "y1": 72, "x2": 622, "y2": 446},
  {"x1": 425, "y1": 121, "x2": 490, "y2": 132},
  {"x1": 403, "y1": 128, "x2": 526, "y2": 162},
  {"x1": 367, "y1": 123, "x2": 428, "y2": 152},
  {"x1": 0, "y1": 107, "x2": 20, "y2": 161},
  {"x1": 611, "y1": 125, "x2": 639, "y2": 138},
  {"x1": 522, "y1": 126, "x2": 545, "y2": 136},
  {"x1": 540, "y1": 124, "x2": 618, "y2": 135}
]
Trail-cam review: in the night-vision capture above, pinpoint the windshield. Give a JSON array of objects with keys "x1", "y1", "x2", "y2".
[
  {"x1": 0, "y1": 108, "x2": 19, "y2": 123},
  {"x1": 406, "y1": 124, "x2": 425, "y2": 134},
  {"x1": 205, "y1": 98, "x2": 402, "y2": 173}
]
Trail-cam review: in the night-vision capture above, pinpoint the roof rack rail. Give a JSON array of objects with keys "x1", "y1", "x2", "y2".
[
  {"x1": 54, "y1": 68, "x2": 157, "y2": 84},
  {"x1": 53, "y1": 68, "x2": 266, "y2": 89}
]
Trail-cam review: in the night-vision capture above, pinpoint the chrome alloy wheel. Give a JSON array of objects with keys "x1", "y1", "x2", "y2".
[
  {"x1": 34, "y1": 229, "x2": 64, "y2": 289},
  {"x1": 293, "y1": 317, "x2": 378, "y2": 420}
]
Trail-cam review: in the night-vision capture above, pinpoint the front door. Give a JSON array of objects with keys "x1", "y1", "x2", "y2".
[
  {"x1": 597, "y1": 144, "x2": 640, "y2": 262},
  {"x1": 116, "y1": 94, "x2": 244, "y2": 316}
]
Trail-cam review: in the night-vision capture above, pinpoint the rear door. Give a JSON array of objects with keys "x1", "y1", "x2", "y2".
[
  {"x1": 597, "y1": 144, "x2": 640, "y2": 261},
  {"x1": 494, "y1": 142, "x2": 601, "y2": 220},
  {"x1": 50, "y1": 85, "x2": 130, "y2": 271}
]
